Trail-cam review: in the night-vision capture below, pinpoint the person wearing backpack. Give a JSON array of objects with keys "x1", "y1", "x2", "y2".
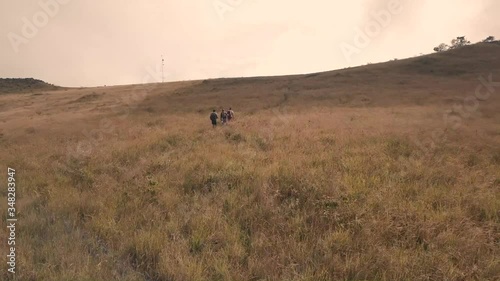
[
  {"x1": 221, "y1": 109, "x2": 228, "y2": 125},
  {"x1": 210, "y1": 110, "x2": 218, "y2": 128},
  {"x1": 227, "y1": 107, "x2": 235, "y2": 122}
]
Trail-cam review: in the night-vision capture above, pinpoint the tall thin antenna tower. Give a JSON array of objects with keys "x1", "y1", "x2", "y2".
[{"x1": 161, "y1": 55, "x2": 165, "y2": 83}]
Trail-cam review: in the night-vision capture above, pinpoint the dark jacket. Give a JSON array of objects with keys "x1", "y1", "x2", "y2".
[{"x1": 210, "y1": 112, "x2": 218, "y2": 121}]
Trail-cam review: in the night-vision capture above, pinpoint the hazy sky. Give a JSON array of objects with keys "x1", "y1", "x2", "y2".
[{"x1": 1, "y1": 0, "x2": 499, "y2": 87}]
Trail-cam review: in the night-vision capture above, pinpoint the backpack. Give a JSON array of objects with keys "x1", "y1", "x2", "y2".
[{"x1": 210, "y1": 112, "x2": 217, "y2": 121}]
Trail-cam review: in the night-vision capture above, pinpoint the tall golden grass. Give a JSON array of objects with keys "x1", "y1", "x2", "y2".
[
  {"x1": 0, "y1": 43, "x2": 499, "y2": 280},
  {"x1": 1, "y1": 105, "x2": 499, "y2": 280}
]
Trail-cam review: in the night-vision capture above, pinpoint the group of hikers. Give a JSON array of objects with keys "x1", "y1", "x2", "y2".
[{"x1": 210, "y1": 108, "x2": 235, "y2": 127}]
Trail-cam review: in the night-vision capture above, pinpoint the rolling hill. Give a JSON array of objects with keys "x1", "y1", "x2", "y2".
[
  {"x1": 0, "y1": 78, "x2": 61, "y2": 94},
  {"x1": 0, "y1": 42, "x2": 499, "y2": 281}
]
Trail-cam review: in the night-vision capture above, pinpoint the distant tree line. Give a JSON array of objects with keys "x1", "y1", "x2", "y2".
[{"x1": 433, "y1": 36, "x2": 496, "y2": 52}]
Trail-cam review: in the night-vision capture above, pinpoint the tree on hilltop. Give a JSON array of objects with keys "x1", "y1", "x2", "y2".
[
  {"x1": 449, "y1": 36, "x2": 471, "y2": 49},
  {"x1": 433, "y1": 43, "x2": 449, "y2": 52},
  {"x1": 483, "y1": 36, "x2": 495, "y2": 43},
  {"x1": 433, "y1": 36, "x2": 472, "y2": 52}
]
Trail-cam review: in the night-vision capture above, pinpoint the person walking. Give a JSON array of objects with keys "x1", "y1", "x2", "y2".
[
  {"x1": 221, "y1": 109, "x2": 228, "y2": 125},
  {"x1": 210, "y1": 109, "x2": 218, "y2": 128},
  {"x1": 227, "y1": 107, "x2": 235, "y2": 122}
]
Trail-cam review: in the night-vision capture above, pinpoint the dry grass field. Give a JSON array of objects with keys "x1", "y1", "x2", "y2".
[{"x1": 1, "y1": 42, "x2": 499, "y2": 280}]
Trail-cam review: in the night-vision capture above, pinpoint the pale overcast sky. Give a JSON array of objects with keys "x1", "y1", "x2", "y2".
[{"x1": 1, "y1": 0, "x2": 499, "y2": 87}]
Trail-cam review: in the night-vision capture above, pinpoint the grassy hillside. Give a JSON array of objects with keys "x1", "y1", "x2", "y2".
[
  {"x1": 0, "y1": 78, "x2": 61, "y2": 94},
  {"x1": 0, "y1": 43, "x2": 499, "y2": 280}
]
